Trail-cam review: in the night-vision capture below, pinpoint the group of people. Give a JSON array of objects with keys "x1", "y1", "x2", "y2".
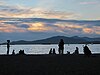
[
  {"x1": 12, "y1": 50, "x2": 25, "y2": 55},
  {"x1": 49, "y1": 48, "x2": 56, "y2": 54},
  {"x1": 49, "y1": 39, "x2": 92, "y2": 57},
  {"x1": 7, "y1": 39, "x2": 92, "y2": 56},
  {"x1": 49, "y1": 39, "x2": 64, "y2": 55},
  {"x1": 6, "y1": 40, "x2": 25, "y2": 55}
]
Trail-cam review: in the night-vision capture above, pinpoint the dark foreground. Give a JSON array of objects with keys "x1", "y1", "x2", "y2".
[{"x1": 0, "y1": 54, "x2": 100, "y2": 75}]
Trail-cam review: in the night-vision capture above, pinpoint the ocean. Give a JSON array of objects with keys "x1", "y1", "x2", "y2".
[{"x1": 0, "y1": 44, "x2": 100, "y2": 54}]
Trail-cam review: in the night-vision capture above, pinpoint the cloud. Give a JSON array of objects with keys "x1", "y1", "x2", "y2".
[
  {"x1": 0, "y1": 1, "x2": 5, "y2": 5},
  {"x1": 0, "y1": 4, "x2": 80, "y2": 19},
  {"x1": 80, "y1": 1, "x2": 98, "y2": 5},
  {"x1": 0, "y1": 18, "x2": 100, "y2": 37},
  {"x1": 82, "y1": 26, "x2": 100, "y2": 34},
  {"x1": 25, "y1": 20, "x2": 100, "y2": 35},
  {"x1": 27, "y1": 22, "x2": 53, "y2": 32},
  {"x1": 0, "y1": 22, "x2": 26, "y2": 33},
  {"x1": 92, "y1": 26, "x2": 100, "y2": 34},
  {"x1": 83, "y1": 28, "x2": 94, "y2": 34}
]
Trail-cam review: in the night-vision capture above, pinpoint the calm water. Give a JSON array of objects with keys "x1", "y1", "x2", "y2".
[{"x1": 0, "y1": 44, "x2": 100, "y2": 54}]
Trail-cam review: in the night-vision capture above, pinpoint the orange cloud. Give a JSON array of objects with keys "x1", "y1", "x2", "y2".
[
  {"x1": 93, "y1": 26, "x2": 100, "y2": 34},
  {"x1": 83, "y1": 28, "x2": 93, "y2": 34},
  {"x1": 0, "y1": 24, "x2": 26, "y2": 33},
  {"x1": 27, "y1": 22, "x2": 52, "y2": 32},
  {"x1": 82, "y1": 26, "x2": 100, "y2": 34},
  {"x1": 54, "y1": 22, "x2": 83, "y2": 30}
]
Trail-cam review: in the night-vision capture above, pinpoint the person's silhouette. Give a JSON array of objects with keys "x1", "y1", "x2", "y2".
[
  {"x1": 53, "y1": 48, "x2": 56, "y2": 54},
  {"x1": 19, "y1": 50, "x2": 25, "y2": 55},
  {"x1": 73, "y1": 47, "x2": 79, "y2": 54},
  {"x1": 83, "y1": 45, "x2": 91, "y2": 57},
  {"x1": 58, "y1": 39, "x2": 64, "y2": 54},
  {"x1": 49, "y1": 48, "x2": 52, "y2": 54},
  {"x1": 7, "y1": 40, "x2": 10, "y2": 55},
  {"x1": 67, "y1": 51, "x2": 70, "y2": 54},
  {"x1": 12, "y1": 50, "x2": 15, "y2": 55}
]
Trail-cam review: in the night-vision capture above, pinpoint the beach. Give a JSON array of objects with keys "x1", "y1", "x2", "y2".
[{"x1": 0, "y1": 54, "x2": 100, "y2": 75}]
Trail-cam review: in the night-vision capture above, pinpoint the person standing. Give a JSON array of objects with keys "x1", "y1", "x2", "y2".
[
  {"x1": 58, "y1": 39, "x2": 64, "y2": 54},
  {"x1": 7, "y1": 40, "x2": 10, "y2": 55}
]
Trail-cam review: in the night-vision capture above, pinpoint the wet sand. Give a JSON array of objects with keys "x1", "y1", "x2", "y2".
[{"x1": 0, "y1": 54, "x2": 100, "y2": 75}]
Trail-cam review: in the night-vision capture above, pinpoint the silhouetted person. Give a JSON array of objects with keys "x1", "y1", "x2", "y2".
[
  {"x1": 19, "y1": 50, "x2": 25, "y2": 55},
  {"x1": 67, "y1": 51, "x2": 70, "y2": 55},
  {"x1": 73, "y1": 47, "x2": 79, "y2": 55},
  {"x1": 49, "y1": 48, "x2": 52, "y2": 54},
  {"x1": 12, "y1": 50, "x2": 15, "y2": 55},
  {"x1": 22, "y1": 50, "x2": 25, "y2": 54},
  {"x1": 58, "y1": 39, "x2": 64, "y2": 54},
  {"x1": 7, "y1": 40, "x2": 10, "y2": 55},
  {"x1": 53, "y1": 48, "x2": 56, "y2": 54},
  {"x1": 83, "y1": 45, "x2": 91, "y2": 57}
]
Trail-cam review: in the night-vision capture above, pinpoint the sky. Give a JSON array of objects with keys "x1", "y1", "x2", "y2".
[{"x1": 0, "y1": 0, "x2": 100, "y2": 42}]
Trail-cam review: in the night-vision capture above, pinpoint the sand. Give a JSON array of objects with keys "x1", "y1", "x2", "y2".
[{"x1": 0, "y1": 54, "x2": 100, "y2": 75}]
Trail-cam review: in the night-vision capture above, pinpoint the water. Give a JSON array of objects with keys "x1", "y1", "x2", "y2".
[{"x1": 0, "y1": 44, "x2": 100, "y2": 54}]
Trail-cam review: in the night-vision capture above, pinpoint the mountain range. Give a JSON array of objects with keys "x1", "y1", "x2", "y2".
[{"x1": 1, "y1": 36, "x2": 100, "y2": 45}]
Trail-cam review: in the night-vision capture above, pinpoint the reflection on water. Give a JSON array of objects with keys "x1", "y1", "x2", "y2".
[{"x1": 0, "y1": 44, "x2": 100, "y2": 54}]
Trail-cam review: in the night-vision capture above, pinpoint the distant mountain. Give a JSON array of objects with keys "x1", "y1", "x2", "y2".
[
  {"x1": 1, "y1": 36, "x2": 100, "y2": 45},
  {"x1": 32, "y1": 36, "x2": 87, "y2": 44},
  {"x1": 1, "y1": 17, "x2": 100, "y2": 24}
]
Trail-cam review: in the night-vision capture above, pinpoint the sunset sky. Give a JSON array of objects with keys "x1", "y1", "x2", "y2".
[{"x1": 0, "y1": 0, "x2": 100, "y2": 42}]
